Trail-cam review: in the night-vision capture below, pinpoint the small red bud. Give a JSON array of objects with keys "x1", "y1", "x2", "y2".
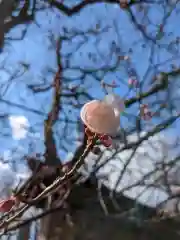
[{"x1": 0, "y1": 196, "x2": 16, "y2": 212}]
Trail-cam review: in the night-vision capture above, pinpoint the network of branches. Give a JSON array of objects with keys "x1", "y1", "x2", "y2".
[{"x1": 0, "y1": 0, "x2": 180, "y2": 238}]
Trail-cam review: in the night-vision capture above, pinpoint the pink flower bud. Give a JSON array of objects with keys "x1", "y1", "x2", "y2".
[
  {"x1": 99, "y1": 134, "x2": 112, "y2": 147},
  {"x1": 141, "y1": 104, "x2": 148, "y2": 109},
  {"x1": 142, "y1": 112, "x2": 153, "y2": 120},
  {"x1": 0, "y1": 196, "x2": 16, "y2": 212},
  {"x1": 128, "y1": 78, "x2": 138, "y2": 87},
  {"x1": 143, "y1": 108, "x2": 149, "y2": 114},
  {"x1": 80, "y1": 100, "x2": 120, "y2": 135},
  {"x1": 140, "y1": 104, "x2": 153, "y2": 120}
]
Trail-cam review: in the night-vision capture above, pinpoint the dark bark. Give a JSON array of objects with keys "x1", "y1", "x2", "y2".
[{"x1": 38, "y1": 181, "x2": 180, "y2": 240}]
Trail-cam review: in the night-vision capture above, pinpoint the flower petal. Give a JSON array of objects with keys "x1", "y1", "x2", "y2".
[
  {"x1": 104, "y1": 94, "x2": 125, "y2": 113},
  {"x1": 80, "y1": 100, "x2": 120, "y2": 135}
]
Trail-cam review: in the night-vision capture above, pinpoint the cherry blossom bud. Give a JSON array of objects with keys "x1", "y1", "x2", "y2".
[
  {"x1": 140, "y1": 104, "x2": 153, "y2": 120},
  {"x1": 142, "y1": 111, "x2": 153, "y2": 120},
  {"x1": 80, "y1": 100, "x2": 120, "y2": 135},
  {"x1": 99, "y1": 134, "x2": 112, "y2": 147},
  {"x1": 0, "y1": 196, "x2": 16, "y2": 212},
  {"x1": 128, "y1": 78, "x2": 139, "y2": 87},
  {"x1": 141, "y1": 104, "x2": 148, "y2": 109}
]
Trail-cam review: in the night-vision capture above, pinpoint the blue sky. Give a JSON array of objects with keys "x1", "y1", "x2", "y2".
[
  {"x1": 1, "y1": 2, "x2": 180, "y2": 153},
  {"x1": 0, "y1": 2, "x2": 180, "y2": 231},
  {"x1": 0, "y1": 0, "x2": 179, "y2": 170}
]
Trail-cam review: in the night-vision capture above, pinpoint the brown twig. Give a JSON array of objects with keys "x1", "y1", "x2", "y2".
[{"x1": 0, "y1": 134, "x2": 98, "y2": 233}]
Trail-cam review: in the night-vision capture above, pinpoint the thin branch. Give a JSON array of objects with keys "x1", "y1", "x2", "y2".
[
  {"x1": 44, "y1": 37, "x2": 62, "y2": 165},
  {"x1": 49, "y1": 0, "x2": 119, "y2": 16},
  {"x1": 49, "y1": 0, "x2": 157, "y2": 16}
]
